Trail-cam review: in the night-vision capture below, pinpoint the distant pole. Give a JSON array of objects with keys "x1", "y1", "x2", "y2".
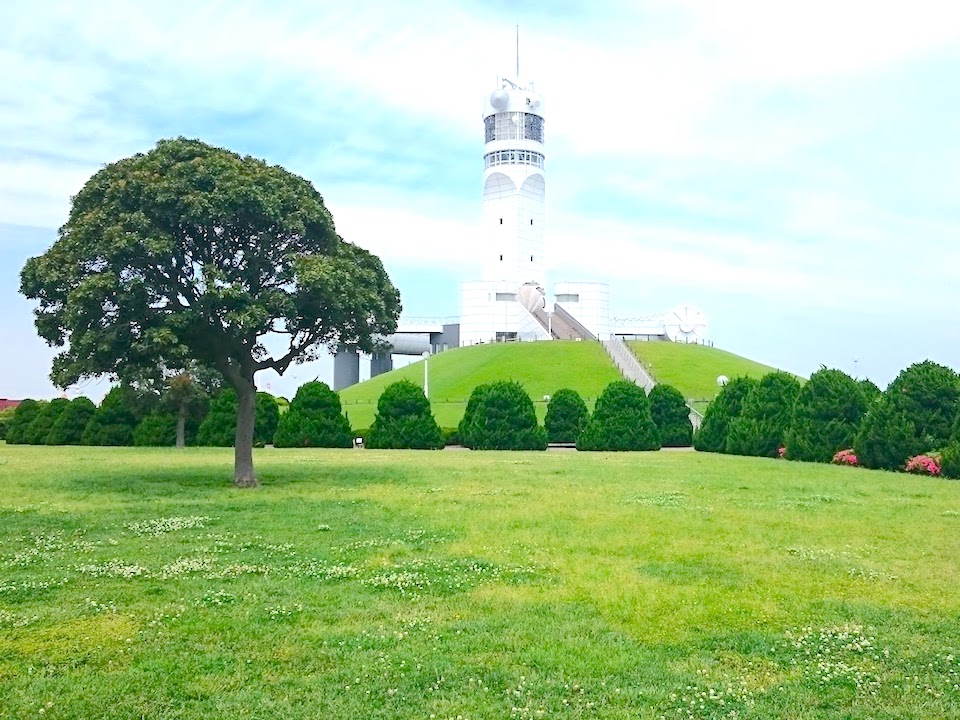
[
  {"x1": 516, "y1": 24, "x2": 519, "y2": 79},
  {"x1": 422, "y1": 351, "x2": 431, "y2": 398}
]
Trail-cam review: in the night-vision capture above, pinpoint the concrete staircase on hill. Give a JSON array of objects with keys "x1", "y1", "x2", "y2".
[
  {"x1": 602, "y1": 337, "x2": 704, "y2": 430},
  {"x1": 603, "y1": 337, "x2": 656, "y2": 391}
]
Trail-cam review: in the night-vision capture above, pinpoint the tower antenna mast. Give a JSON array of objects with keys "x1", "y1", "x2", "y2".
[{"x1": 516, "y1": 24, "x2": 519, "y2": 80}]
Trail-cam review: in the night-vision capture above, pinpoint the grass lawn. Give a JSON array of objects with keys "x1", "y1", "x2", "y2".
[
  {"x1": 340, "y1": 341, "x2": 622, "y2": 429},
  {"x1": 628, "y1": 343, "x2": 797, "y2": 410},
  {"x1": 2, "y1": 446, "x2": 960, "y2": 718}
]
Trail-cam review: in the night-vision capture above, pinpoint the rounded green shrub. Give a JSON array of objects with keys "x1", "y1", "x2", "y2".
[
  {"x1": 544, "y1": 388, "x2": 589, "y2": 443},
  {"x1": 4, "y1": 399, "x2": 41, "y2": 445},
  {"x1": 649, "y1": 384, "x2": 693, "y2": 447},
  {"x1": 194, "y1": 390, "x2": 279, "y2": 447},
  {"x1": 725, "y1": 372, "x2": 802, "y2": 457},
  {"x1": 859, "y1": 378, "x2": 881, "y2": 404},
  {"x1": 23, "y1": 398, "x2": 69, "y2": 445},
  {"x1": 366, "y1": 380, "x2": 442, "y2": 449},
  {"x1": 255, "y1": 392, "x2": 280, "y2": 445},
  {"x1": 854, "y1": 395, "x2": 921, "y2": 471},
  {"x1": 459, "y1": 381, "x2": 547, "y2": 451},
  {"x1": 195, "y1": 389, "x2": 238, "y2": 446},
  {"x1": 577, "y1": 380, "x2": 660, "y2": 452},
  {"x1": 47, "y1": 397, "x2": 96, "y2": 445},
  {"x1": 82, "y1": 388, "x2": 137, "y2": 446},
  {"x1": 273, "y1": 381, "x2": 352, "y2": 448},
  {"x1": 693, "y1": 377, "x2": 757, "y2": 453},
  {"x1": 939, "y1": 441, "x2": 960, "y2": 479},
  {"x1": 786, "y1": 368, "x2": 868, "y2": 462},
  {"x1": 887, "y1": 360, "x2": 960, "y2": 450},
  {"x1": 0, "y1": 406, "x2": 16, "y2": 441},
  {"x1": 134, "y1": 413, "x2": 178, "y2": 446}
]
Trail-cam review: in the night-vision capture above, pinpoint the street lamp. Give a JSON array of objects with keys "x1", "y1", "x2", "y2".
[{"x1": 422, "y1": 351, "x2": 431, "y2": 398}]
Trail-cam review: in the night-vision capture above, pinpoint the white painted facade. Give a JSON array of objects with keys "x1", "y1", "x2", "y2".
[
  {"x1": 460, "y1": 280, "x2": 550, "y2": 344},
  {"x1": 552, "y1": 281, "x2": 611, "y2": 340}
]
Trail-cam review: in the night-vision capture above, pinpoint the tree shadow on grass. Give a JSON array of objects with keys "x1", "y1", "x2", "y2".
[{"x1": 57, "y1": 449, "x2": 428, "y2": 501}]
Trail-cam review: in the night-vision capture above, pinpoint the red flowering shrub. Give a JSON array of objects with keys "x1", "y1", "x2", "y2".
[
  {"x1": 905, "y1": 454, "x2": 941, "y2": 476},
  {"x1": 832, "y1": 449, "x2": 858, "y2": 466}
]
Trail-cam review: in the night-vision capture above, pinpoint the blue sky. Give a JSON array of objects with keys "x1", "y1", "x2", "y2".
[{"x1": 3, "y1": 0, "x2": 960, "y2": 400}]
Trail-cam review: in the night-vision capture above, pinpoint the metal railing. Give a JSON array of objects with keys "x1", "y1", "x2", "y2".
[
  {"x1": 604, "y1": 337, "x2": 704, "y2": 429},
  {"x1": 603, "y1": 336, "x2": 656, "y2": 391}
]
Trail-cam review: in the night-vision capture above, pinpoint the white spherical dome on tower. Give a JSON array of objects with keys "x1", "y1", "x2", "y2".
[{"x1": 490, "y1": 88, "x2": 509, "y2": 110}]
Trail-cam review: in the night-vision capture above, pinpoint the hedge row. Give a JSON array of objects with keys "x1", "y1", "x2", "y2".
[
  {"x1": 696, "y1": 360, "x2": 960, "y2": 477},
  {"x1": 5, "y1": 386, "x2": 287, "y2": 449},
  {"x1": 5, "y1": 377, "x2": 695, "y2": 453},
  {"x1": 455, "y1": 379, "x2": 691, "y2": 452}
]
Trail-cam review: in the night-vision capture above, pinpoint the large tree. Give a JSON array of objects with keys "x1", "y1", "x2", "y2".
[{"x1": 20, "y1": 138, "x2": 400, "y2": 486}]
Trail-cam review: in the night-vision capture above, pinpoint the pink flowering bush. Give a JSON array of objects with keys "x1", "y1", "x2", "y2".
[
  {"x1": 777, "y1": 446, "x2": 786, "y2": 459},
  {"x1": 905, "y1": 454, "x2": 941, "y2": 476},
  {"x1": 832, "y1": 449, "x2": 858, "y2": 466}
]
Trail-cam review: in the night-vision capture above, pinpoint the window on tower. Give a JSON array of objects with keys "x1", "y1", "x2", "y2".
[
  {"x1": 483, "y1": 150, "x2": 545, "y2": 170},
  {"x1": 523, "y1": 114, "x2": 544, "y2": 143},
  {"x1": 484, "y1": 116, "x2": 496, "y2": 143},
  {"x1": 486, "y1": 112, "x2": 545, "y2": 143}
]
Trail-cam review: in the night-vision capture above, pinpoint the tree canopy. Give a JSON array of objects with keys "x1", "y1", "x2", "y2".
[
  {"x1": 725, "y1": 372, "x2": 801, "y2": 457},
  {"x1": 786, "y1": 368, "x2": 867, "y2": 462},
  {"x1": 459, "y1": 381, "x2": 547, "y2": 451},
  {"x1": 272, "y1": 381, "x2": 352, "y2": 449},
  {"x1": 544, "y1": 388, "x2": 589, "y2": 444},
  {"x1": 693, "y1": 376, "x2": 756, "y2": 453},
  {"x1": 577, "y1": 380, "x2": 660, "y2": 452},
  {"x1": 366, "y1": 380, "x2": 443, "y2": 450},
  {"x1": 20, "y1": 137, "x2": 400, "y2": 486},
  {"x1": 648, "y1": 383, "x2": 693, "y2": 447}
]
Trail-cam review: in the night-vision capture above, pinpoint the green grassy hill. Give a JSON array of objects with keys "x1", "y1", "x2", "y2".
[
  {"x1": 340, "y1": 341, "x2": 622, "y2": 429},
  {"x1": 628, "y1": 341, "x2": 795, "y2": 411}
]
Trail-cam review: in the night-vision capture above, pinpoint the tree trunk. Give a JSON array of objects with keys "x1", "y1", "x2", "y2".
[
  {"x1": 176, "y1": 403, "x2": 187, "y2": 449},
  {"x1": 233, "y1": 374, "x2": 258, "y2": 488}
]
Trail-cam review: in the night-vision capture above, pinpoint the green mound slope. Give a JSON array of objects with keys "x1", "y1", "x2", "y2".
[
  {"x1": 628, "y1": 342, "x2": 794, "y2": 411},
  {"x1": 340, "y1": 341, "x2": 622, "y2": 429}
]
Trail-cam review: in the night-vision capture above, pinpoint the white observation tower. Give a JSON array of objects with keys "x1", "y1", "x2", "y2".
[
  {"x1": 481, "y1": 79, "x2": 546, "y2": 284},
  {"x1": 459, "y1": 73, "x2": 551, "y2": 345}
]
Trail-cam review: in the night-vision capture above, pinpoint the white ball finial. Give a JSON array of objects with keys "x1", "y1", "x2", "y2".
[{"x1": 490, "y1": 89, "x2": 509, "y2": 110}]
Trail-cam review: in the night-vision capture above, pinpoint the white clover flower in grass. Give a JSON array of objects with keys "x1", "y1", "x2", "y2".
[{"x1": 125, "y1": 516, "x2": 212, "y2": 537}]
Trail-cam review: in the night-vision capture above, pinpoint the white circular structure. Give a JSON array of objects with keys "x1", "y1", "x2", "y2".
[
  {"x1": 717, "y1": 375, "x2": 729, "y2": 387},
  {"x1": 490, "y1": 88, "x2": 509, "y2": 109},
  {"x1": 663, "y1": 304, "x2": 708, "y2": 343}
]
